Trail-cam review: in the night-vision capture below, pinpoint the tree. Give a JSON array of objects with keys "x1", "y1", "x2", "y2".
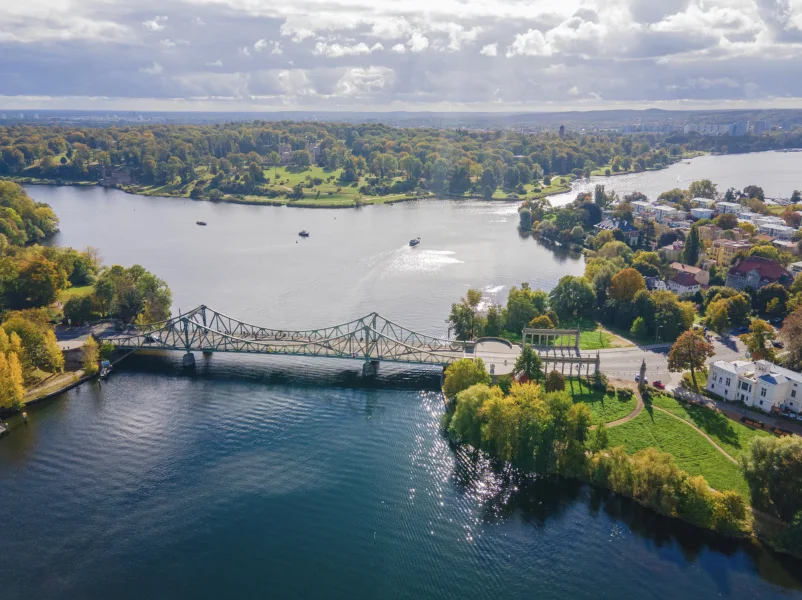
[
  {"x1": 0, "y1": 350, "x2": 24, "y2": 410},
  {"x1": 8, "y1": 253, "x2": 67, "y2": 309},
  {"x1": 513, "y1": 344, "x2": 543, "y2": 381},
  {"x1": 82, "y1": 336, "x2": 99, "y2": 375},
  {"x1": 483, "y1": 185, "x2": 493, "y2": 201},
  {"x1": 2, "y1": 312, "x2": 64, "y2": 375},
  {"x1": 714, "y1": 213, "x2": 738, "y2": 230},
  {"x1": 742, "y1": 436, "x2": 802, "y2": 522},
  {"x1": 682, "y1": 223, "x2": 701, "y2": 266},
  {"x1": 688, "y1": 179, "x2": 717, "y2": 199},
  {"x1": 740, "y1": 319, "x2": 776, "y2": 362},
  {"x1": 549, "y1": 276, "x2": 596, "y2": 320},
  {"x1": 667, "y1": 330, "x2": 714, "y2": 390},
  {"x1": 447, "y1": 288, "x2": 483, "y2": 341},
  {"x1": 754, "y1": 282, "x2": 789, "y2": 315},
  {"x1": 609, "y1": 268, "x2": 646, "y2": 303},
  {"x1": 743, "y1": 185, "x2": 765, "y2": 201},
  {"x1": 529, "y1": 315, "x2": 554, "y2": 329},
  {"x1": 484, "y1": 305, "x2": 504, "y2": 337},
  {"x1": 589, "y1": 422, "x2": 609, "y2": 452},
  {"x1": 706, "y1": 299, "x2": 731, "y2": 334},
  {"x1": 545, "y1": 370, "x2": 566, "y2": 392},
  {"x1": 780, "y1": 306, "x2": 802, "y2": 369},
  {"x1": 630, "y1": 316, "x2": 648, "y2": 339},
  {"x1": 443, "y1": 358, "x2": 492, "y2": 398},
  {"x1": 505, "y1": 284, "x2": 548, "y2": 332}
]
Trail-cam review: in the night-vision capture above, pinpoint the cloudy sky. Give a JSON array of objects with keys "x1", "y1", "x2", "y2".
[{"x1": 2, "y1": 0, "x2": 802, "y2": 112}]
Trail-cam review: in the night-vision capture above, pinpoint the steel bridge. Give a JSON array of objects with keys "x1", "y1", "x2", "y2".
[{"x1": 103, "y1": 305, "x2": 468, "y2": 373}]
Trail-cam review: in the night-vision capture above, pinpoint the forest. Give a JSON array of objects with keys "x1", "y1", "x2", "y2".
[{"x1": 3, "y1": 121, "x2": 802, "y2": 206}]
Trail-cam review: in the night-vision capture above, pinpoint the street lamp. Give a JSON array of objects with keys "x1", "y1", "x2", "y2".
[{"x1": 655, "y1": 324, "x2": 662, "y2": 345}]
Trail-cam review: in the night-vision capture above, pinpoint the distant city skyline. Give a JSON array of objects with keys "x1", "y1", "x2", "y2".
[{"x1": 3, "y1": 0, "x2": 802, "y2": 111}]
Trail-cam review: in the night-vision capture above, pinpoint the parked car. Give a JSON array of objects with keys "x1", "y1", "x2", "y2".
[
  {"x1": 635, "y1": 374, "x2": 648, "y2": 384},
  {"x1": 653, "y1": 381, "x2": 665, "y2": 390},
  {"x1": 772, "y1": 341, "x2": 785, "y2": 349}
]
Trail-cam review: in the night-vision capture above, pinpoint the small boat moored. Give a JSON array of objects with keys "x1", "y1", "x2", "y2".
[
  {"x1": 99, "y1": 360, "x2": 112, "y2": 380},
  {"x1": 299, "y1": 230, "x2": 310, "y2": 237},
  {"x1": 196, "y1": 221, "x2": 207, "y2": 226},
  {"x1": 409, "y1": 237, "x2": 421, "y2": 247}
]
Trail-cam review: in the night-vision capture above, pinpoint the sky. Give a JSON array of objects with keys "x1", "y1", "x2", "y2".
[{"x1": 2, "y1": 0, "x2": 802, "y2": 112}]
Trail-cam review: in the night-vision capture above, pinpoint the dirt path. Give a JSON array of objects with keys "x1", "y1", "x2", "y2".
[
  {"x1": 605, "y1": 387, "x2": 645, "y2": 427},
  {"x1": 652, "y1": 405, "x2": 739, "y2": 465}
]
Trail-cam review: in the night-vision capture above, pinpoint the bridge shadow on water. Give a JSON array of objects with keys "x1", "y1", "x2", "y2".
[
  {"x1": 119, "y1": 350, "x2": 443, "y2": 391},
  {"x1": 446, "y1": 443, "x2": 802, "y2": 593}
]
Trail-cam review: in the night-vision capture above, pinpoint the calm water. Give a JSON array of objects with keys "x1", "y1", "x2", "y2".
[
  {"x1": 1, "y1": 177, "x2": 802, "y2": 598},
  {"x1": 550, "y1": 150, "x2": 802, "y2": 206}
]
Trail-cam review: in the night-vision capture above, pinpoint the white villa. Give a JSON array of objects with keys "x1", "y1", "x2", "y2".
[
  {"x1": 706, "y1": 359, "x2": 802, "y2": 414},
  {"x1": 690, "y1": 207, "x2": 714, "y2": 220},
  {"x1": 692, "y1": 198, "x2": 715, "y2": 208},
  {"x1": 716, "y1": 201, "x2": 742, "y2": 214},
  {"x1": 653, "y1": 205, "x2": 683, "y2": 223}
]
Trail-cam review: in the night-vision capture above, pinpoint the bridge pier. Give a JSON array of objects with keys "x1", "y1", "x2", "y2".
[
  {"x1": 362, "y1": 359, "x2": 379, "y2": 378},
  {"x1": 182, "y1": 352, "x2": 196, "y2": 368}
]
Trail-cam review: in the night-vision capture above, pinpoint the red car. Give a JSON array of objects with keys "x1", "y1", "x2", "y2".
[{"x1": 653, "y1": 381, "x2": 666, "y2": 390}]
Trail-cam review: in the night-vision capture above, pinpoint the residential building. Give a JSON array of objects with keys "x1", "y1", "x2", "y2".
[
  {"x1": 690, "y1": 207, "x2": 714, "y2": 220},
  {"x1": 707, "y1": 359, "x2": 802, "y2": 414},
  {"x1": 753, "y1": 234, "x2": 777, "y2": 244},
  {"x1": 670, "y1": 262, "x2": 710, "y2": 286},
  {"x1": 758, "y1": 223, "x2": 795, "y2": 240},
  {"x1": 652, "y1": 205, "x2": 683, "y2": 223},
  {"x1": 725, "y1": 256, "x2": 793, "y2": 290},
  {"x1": 773, "y1": 239, "x2": 800, "y2": 256},
  {"x1": 692, "y1": 198, "x2": 715, "y2": 208},
  {"x1": 790, "y1": 261, "x2": 802, "y2": 276},
  {"x1": 713, "y1": 239, "x2": 753, "y2": 266},
  {"x1": 644, "y1": 276, "x2": 667, "y2": 291},
  {"x1": 593, "y1": 218, "x2": 639, "y2": 246},
  {"x1": 697, "y1": 224, "x2": 722, "y2": 241},
  {"x1": 631, "y1": 201, "x2": 653, "y2": 215},
  {"x1": 737, "y1": 211, "x2": 756, "y2": 223},
  {"x1": 728, "y1": 121, "x2": 748, "y2": 137},
  {"x1": 659, "y1": 240, "x2": 685, "y2": 262},
  {"x1": 715, "y1": 201, "x2": 741, "y2": 214},
  {"x1": 667, "y1": 271, "x2": 701, "y2": 295}
]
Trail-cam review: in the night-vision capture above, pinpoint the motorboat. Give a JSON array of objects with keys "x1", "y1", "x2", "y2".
[
  {"x1": 299, "y1": 230, "x2": 310, "y2": 237},
  {"x1": 409, "y1": 237, "x2": 421, "y2": 247},
  {"x1": 196, "y1": 221, "x2": 207, "y2": 226},
  {"x1": 99, "y1": 360, "x2": 112, "y2": 380}
]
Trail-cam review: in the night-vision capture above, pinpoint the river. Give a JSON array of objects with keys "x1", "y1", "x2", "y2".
[
  {"x1": 549, "y1": 150, "x2": 802, "y2": 206},
  {"x1": 1, "y1": 176, "x2": 802, "y2": 599}
]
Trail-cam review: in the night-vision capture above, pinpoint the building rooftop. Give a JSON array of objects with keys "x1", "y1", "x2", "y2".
[
  {"x1": 595, "y1": 218, "x2": 638, "y2": 233},
  {"x1": 671, "y1": 262, "x2": 702, "y2": 275},
  {"x1": 728, "y1": 256, "x2": 792, "y2": 280},
  {"x1": 669, "y1": 272, "x2": 699, "y2": 287}
]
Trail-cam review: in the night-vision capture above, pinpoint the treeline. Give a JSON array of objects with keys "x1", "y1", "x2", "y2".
[
  {"x1": 0, "y1": 122, "x2": 750, "y2": 200},
  {"x1": 442, "y1": 372, "x2": 750, "y2": 537},
  {"x1": 0, "y1": 182, "x2": 172, "y2": 413}
]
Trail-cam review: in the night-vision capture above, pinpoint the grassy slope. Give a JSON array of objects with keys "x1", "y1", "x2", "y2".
[
  {"x1": 651, "y1": 394, "x2": 772, "y2": 459},
  {"x1": 58, "y1": 285, "x2": 95, "y2": 303},
  {"x1": 607, "y1": 408, "x2": 749, "y2": 496},
  {"x1": 565, "y1": 378, "x2": 638, "y2": 424}
]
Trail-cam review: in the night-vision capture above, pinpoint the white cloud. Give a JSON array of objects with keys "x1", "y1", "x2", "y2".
[
  {"x1": 313, "y1": 41, "x2": 383, "y2": 58},
  {"x1": 391, "y1": 43, "x2": 406, "y2": 53},
  {"x1": 255, "y1": 39, "x2": 283, "y2": 54},
  {"x1": 335, "y1": 66, "x2": 395, "y2": 96},
  {"x1": 480, "y1": 43, "x2": 498, "y2": 56},
  {"x1": 160, "y1": 38, "x2": 188, "y2": 47},
  {"x1": 407, "y1": 31, "x2": 430, "y2": 52},
  {"x1": 142, "y1": 16, "x2": 167, "y2": 32},
  {"x1": 139, "y1": 62, "x2": 163, "y2": 75},
  {"x1": 506, "y1": 29, "x2": 551, "y2": 57},
  {"x1": 254, "y1": 38, "x2": 268, "y2": 51},
  {"x1": 206, "y1": 60, "x2": 223, "y2": 67},
  {"x1": 192, "y1": 17, "x2": 206, "y2": 26},
  {"x1": 240, "y1": 46, "x2": 251, "y2": 56}
]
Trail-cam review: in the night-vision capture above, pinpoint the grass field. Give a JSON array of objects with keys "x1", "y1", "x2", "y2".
[
  {"x1": 607, "y1": 408, "x2": 749, "y2": 496},
  {"x1": 565, "y1": 378, "x2": 638, "y2": 424},
  {"x1": 58, "y1": 285, "x2": 95, "y2": 303},
  {"x1": 651, "y1": 394, "x2": 772, "y2": 459}
]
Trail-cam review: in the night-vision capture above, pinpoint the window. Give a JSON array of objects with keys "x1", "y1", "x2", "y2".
[
  {"x1": 719, "y1": 377, "x2": 723, "y2": 383},
  {"x1": 761, "y1": 388, "x2": 767, "y2": 397},
  {"x1": 793, "y1": 390, "x2": 797, "y2": 398},
  {"x1": 711, "y1": 383, "x2": 715, "y2": 390},
  {"x1": 760, "y1": 400, "x2": 764, "y2": 406},
  {"x1": 726, "y1": 378, "x2": 731, "y2": 387}
]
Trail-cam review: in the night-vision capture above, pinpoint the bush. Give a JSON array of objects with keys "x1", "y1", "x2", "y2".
[
  {"x1": 681, "y1": 367, "x2": 708, "y2": 391},
  {"x1": 618, "y1": 388, "x2": 634, "y2": 400},
  {"x1": 606, "y1": 384, "x2": 616, "y2": 396},
  {"x1": 545, "y1": 370, "x2": 566, "y2": 392},
  {"x1": 593, "y1": 371, "x2": 609, "y2": 391}
]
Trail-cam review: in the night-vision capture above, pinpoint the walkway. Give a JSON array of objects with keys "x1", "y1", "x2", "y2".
[
  {"x1": 604, "y1": 381, "x2": 645, "y2": 427},
  {"x1": 651, "y1": 405, "x2": 739, "y2": 465}
]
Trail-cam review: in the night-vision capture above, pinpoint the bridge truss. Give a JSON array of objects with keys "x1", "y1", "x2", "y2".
[{"x1": 105, "y1": 306, "x2": 467, "y2": 367}]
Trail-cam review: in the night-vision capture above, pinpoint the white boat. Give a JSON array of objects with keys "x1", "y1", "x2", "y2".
[{"x1": 409, "y1": 237, "x2": 421, "y2": 247}]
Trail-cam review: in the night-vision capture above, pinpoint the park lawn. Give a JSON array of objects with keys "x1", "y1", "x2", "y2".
[
  {"x1": 651, "y1": 394, "x2": 772, "y2": 459},
  {"x1": 58, "y1": 285, "x2": 95, "y2": 303},
  {"x1": 565, "y1": 378, "x2": 638, "y2": 424},
  {"x1": 607, "y1": 409, "x2": 749, "y2": 497}
]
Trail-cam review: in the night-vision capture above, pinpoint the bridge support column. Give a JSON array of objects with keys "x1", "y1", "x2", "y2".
[
  {"x1": 362, "y1": 359, "x2": 379, "y2": 378},
  {"x1": 202, "y1": 351, "x2": 212, "y2": 357},
  {"x1": 182, "y1": 352, "x2": 196, "y2": 368}
]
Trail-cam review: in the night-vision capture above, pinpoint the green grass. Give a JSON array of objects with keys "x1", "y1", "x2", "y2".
[
  {"x1": 565, "y1": 378, "x2": 638, "y2": 424},
  {"x1": 58, "y1": 285, "x2": 95, "y2": 303},
  {"x1": 607, "y1": 409, "x2": 749, "y2": 496},
  {"x1": 651, "y1": 394, "x2": 772, "y2": 459}
]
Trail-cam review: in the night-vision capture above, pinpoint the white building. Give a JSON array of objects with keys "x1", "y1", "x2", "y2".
[
  {"x1": 692, "y1": 198, "x2": 715, "y2": 208},
  {"x1": 716, "y1": 201, "x2": 742, "y2": 214},
  {"x1": 653, "y1": 205, "x2": 683, "y2": 223},
  {"x1": 666, "y1": 271, "x2": 701, "y2": 295},
  {"x1": 790, "y1": 261, "x2": 802, "y2": 276},
  {"x1": 707, "y1": 360, "x2": 802, "y2": 414},
  {"x1": 631, "y1": 201, "x2": 653, "y2": 215},
  {"x1": 691, "y1": 207, "x2": 714, "y2": 220},
  {"x1": 758, "y1": 223, "x2": 795, "y2": 240}
]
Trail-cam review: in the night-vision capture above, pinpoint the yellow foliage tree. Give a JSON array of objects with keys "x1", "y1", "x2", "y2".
[{"x1": 82, "y1": 336, "x2": 99, "y2": 375}]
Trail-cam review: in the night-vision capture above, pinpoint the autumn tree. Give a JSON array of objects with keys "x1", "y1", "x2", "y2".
[
  {"x1": 545, "y1": 370, "x2": 566, "y2": 392},
  {"x1": 513, "y1": 344, "x2": 543, "y2": 382},
  {"x1": 740, "y1": 319, "x2": 776, "y2": 362},
  {"x1": 82, "y1": 336, "x2": 99, "y2": 375},
  {"x1": 443, "y1": 358, "x2": 492, "y2": 398},
  {"x1": 780, "y1": 307, "x2": 802, "y2": 369},
  {"x1": 668, "y1": 330, "x2": 715, "y2": 390},
  {"x1": 609, "y1": 268, "x2": 646, "y2": 303}
]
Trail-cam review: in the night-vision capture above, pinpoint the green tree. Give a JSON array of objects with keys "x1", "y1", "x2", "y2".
[
  {"x1": 513, "y1": 344, "x2": 543, "y2": 381},
  {"x1": 443, "y1": 358, "x2": 492, "y2": 399},
  {"x1": 668, "y1": 330, "x2": 714, "y2": 390},
  {"x1": 688, "y1": 179, "x2": 717, "y2": 199},
  {"x1": 545, "y1": 370, "x2": 566, "y2": 392},
  {"x1": 549, "y1": 276, "x2": 596, "y2": 320},
  {"x1": 682, "y1": 223, "x2": 701, "y2": 266},
  {"x1": 630, "y1": 316, "x2": 648, "y2": 339},
  {"x1": 609, "y1": 268, "x2": 646, "y2": 303},
  {"x1": 742, "y1": 436, "x2": 802, "y2": 522},
  {"x1": 505, "y1": 283, "x2": 548, "y2": 332}
]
